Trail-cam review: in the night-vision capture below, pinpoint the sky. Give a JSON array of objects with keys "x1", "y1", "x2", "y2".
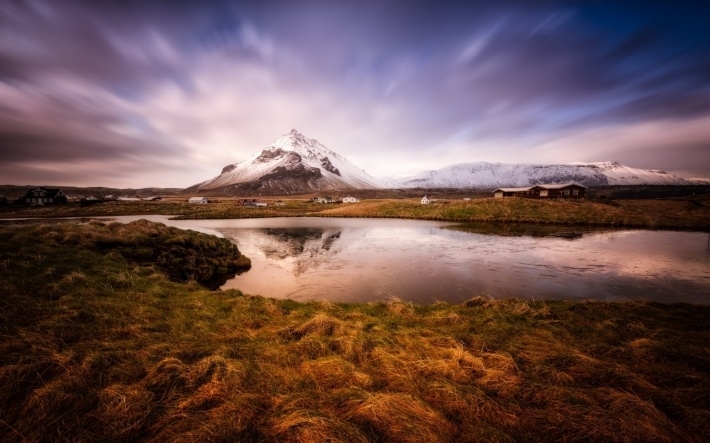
[{"x1": 1, "y1": 0, "x2": 709, "y2": 188}]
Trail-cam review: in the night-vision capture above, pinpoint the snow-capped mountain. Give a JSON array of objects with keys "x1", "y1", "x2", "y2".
[
  {"x1": 383, "y1": 161, "x2": 694, "y2": 189},
  {"x1": 190, "y1": 130, "x2": 379, "y2": 194}
]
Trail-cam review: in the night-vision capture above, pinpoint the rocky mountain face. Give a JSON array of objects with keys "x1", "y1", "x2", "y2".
[
  {"x1": 189, "y1": 130, "x2": 379, "y2": 194},
  {"x1": 381, "y1": 161, "x2": 694, "y2": 189}
]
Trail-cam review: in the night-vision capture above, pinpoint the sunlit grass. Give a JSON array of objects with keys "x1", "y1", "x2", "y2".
[{"x1": 1, "y1": 220, "x2": 709, "y2": 441}]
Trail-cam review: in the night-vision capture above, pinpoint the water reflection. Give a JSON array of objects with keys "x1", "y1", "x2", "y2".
[
  {"x1": 215, "y1": 220, "x2": 710, "y2": 304},
  {"x1": 6, "y1": 215, "x2": 707, "y2": 304},
  {"x1": 221, "y1": 228, "x2": 344, "y2": 276}
]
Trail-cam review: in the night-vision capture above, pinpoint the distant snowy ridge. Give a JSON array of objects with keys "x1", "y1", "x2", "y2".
[
  {"x1": 382, "y1": 161, "x2": 694, "y2": 188},
  {"x1": 192, "y1": 130, "x2": 379, "y2": 193},
  {"x1": 667, "y1": 168, "x2": 710, "y2": 184}
]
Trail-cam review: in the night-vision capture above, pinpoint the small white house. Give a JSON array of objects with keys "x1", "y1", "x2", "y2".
[
  {"x1": 189, "y1": 197, "x2": 208, "y2": 204},
  {"x1": 342, "y1": 196, "x2": 359, "y2": 203},
  {"x1": 313, "y1": 196, "x2": 334, "y2": 204},
  {"x1": 421, "y1": 196, "x2": 430, "y2": 205}
]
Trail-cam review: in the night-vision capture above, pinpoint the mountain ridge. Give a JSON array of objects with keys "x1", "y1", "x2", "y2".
[
  {"x1": 188, "y1": 130, "x2": 699, "y2": 194},
  {"x1": 381, "y1": 161, "x2": 695, "y2": 189}
]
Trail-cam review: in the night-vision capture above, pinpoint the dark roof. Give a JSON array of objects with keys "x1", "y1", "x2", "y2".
[{"x1": 23, "y1": 187, "x2": 63, "y2": 199}]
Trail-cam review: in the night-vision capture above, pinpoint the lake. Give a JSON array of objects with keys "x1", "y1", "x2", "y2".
[{"x1": 65, "y1": 215, "x2": 709, "y2": 304}]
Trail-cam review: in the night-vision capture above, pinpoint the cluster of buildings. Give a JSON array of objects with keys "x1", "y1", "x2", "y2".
[
  {"x1": 422, "y1": 182, "x2": 587, "y2": 204},
  {"x1": 3, "y1": 183, "x2": 586, "y2": 208},
  {"x1": 14, "y1": 188, "x2": 67, "y2": 206},
  {"x1": 492, "y1": 182, "x2": 586, "y2": 199},
  {"x1": 311, "y1": 196, "x2": 360, "y2": 204}
]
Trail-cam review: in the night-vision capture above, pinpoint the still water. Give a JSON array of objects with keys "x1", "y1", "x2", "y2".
[{"x1": 97, "y1": 216, "x2": 709, "y2": 304}]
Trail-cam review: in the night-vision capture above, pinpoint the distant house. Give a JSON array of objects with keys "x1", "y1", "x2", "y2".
[
  {"x1": 342, "y1": 196, "x2": 360, "y2": 203},
  {"x1": 21, "y1": 188, "x2": 67, "y2": 206},
  {"x1": 189, "y1": 197, "x2": 208, "y2": 204},
  {"x1": 142, "y1": 196, "x2": 161, "y2": 201},
  {"x1": 117, "y1": 196, "x2": 141, "y2": 202},
  {"x1": 492, "y1": 187, "x2": 535, "y2": 198},
  {"x1": 421, "y1": 196, "x2": 430, "y2": 205},
  {"x1": 103, "y1": 195, "x2": 114, "y2": 200},
  {"x1": 238, "y1": 199, "x2": 267, "y2": 207},
  {"x1": 312, "y1": 196, "x2": 334, "y2": 204},
  {"x1": 493, "y1": 182, "x2": 587, "y2": 199},
  {"x1": 532, "y1": 183, "x2": 586, "y2": 198}
]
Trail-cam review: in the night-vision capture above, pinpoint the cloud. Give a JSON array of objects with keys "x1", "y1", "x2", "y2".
[{"x1": 0, "y1": 0, "x2": 709, "y2": 187}]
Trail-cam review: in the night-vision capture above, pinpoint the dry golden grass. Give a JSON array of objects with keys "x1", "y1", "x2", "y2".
[
  {"x1": 2, "y1": 195, "x2": 709, "y2": 230},
  {"x1": 1, "y1": 221, "x2": 710, "y2": 442},
  {"x1": 317, "y1": 197, "x2": 710, "y2": 229}
]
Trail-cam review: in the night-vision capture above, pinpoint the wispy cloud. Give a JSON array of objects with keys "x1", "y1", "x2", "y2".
[{"x1": 1, "y1": 0, "x2": 709, "y2": 186}]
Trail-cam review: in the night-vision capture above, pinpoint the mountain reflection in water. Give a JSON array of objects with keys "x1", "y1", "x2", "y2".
[
  {"x1": 232, "y1": 228, "x2": 343, "y2": 275},
  {"x1": 33, "y1": 216, "x2": 705, "y2": 304},
  {"x1": 214, "y1": 220, "x2": 710, "y2": 304}
]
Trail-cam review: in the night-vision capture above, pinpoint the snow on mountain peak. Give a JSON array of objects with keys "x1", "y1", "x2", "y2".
[{"x1": 194, "y1": 130, "x2": 379, "y2": 193}]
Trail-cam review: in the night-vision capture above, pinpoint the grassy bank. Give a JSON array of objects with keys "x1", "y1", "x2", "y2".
[
  {"x1": 316, "y1": 197, "x2": 710, "y2": 230},
  {"x1": 1, "y1": 221, "x2": 709, "y2": 442},
  {"x1": 2, "y1": 196, "x2": 709, "y2": 230}
]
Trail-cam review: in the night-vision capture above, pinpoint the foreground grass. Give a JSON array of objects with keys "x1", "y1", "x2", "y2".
[
  {"x1": 2, "y1": 196, "x2": 709, "y2": 230},
  {"x1": 1, "y1": 221, "x2": 709, "y2": 442}
]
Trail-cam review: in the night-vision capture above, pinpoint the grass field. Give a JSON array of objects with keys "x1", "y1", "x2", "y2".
[
  {"x1": 1, "y1": 195, "x2": 710, "y2": 230},
  {"x1": 1, "y1": 220, "x2": 709, "y2": 442}
]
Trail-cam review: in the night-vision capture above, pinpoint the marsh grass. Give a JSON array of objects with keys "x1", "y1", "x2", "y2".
[
  {"x1": 1, "y1": 196, "x2": 709, "y2": 230},
  {"x1": 316, "y1": 198, "x2": 710, "y2": 230},
  {"x1": 1, "y1": 221, "x2": 709, "y2": 442}
]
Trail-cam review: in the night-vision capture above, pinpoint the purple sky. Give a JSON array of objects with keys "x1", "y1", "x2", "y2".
[{"x1": 1, "y1": 0, "x2": 709, "y2": 187}]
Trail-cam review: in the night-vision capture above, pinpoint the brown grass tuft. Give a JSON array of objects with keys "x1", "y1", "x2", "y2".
[
  {"x1": 301, "y1": 357, "x2": 372, "y2": 390},
  {"x1": 463, "y1": 295, "x2": 497, "y2": 307},
  {"x1": 98, "y1": 384, "x2": 153, "y2": 438},
  {"x1": 345, "y1": 391, "x2": 455, "y2": 443},
  {"x1": 266, "y1": 409, "x2": 369, "y2": 443},
  {"x1": 143, "y1": 357, "x2": 188, "y2": 397},
  {"x1": 386, "y1": 298, "x2": 414, "y2": 316},
  {"x1": 289, "y1": 313, "x2": 347, "y2": 339}
]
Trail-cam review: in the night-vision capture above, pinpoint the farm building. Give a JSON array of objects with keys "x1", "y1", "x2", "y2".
[
  {"x1": 189, "y1": 197, "x2": 208, "y2": 204},
  {"x1": 312, "y1": 196, "x2": 334, "y2": 204},
  {"x1": 342, "y1": 196, "x2": 360, "y2": 203},
  {"x1": 493, "y1": 182, "x2": 586, "y2": 199},
  {"x1": 421, "y1": 196, "x2": 430, "y2": 204},
  {"x1": 238, "y1": 199, "x2": 267, "y2": 207},
  {"x1": 20, "y1": 188, "x2": 67, "y2": 205}
]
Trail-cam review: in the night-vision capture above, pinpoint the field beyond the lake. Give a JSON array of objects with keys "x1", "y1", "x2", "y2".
[
  {"x1": 1, "y1": 220, "x2": 709, "y2": 442},
  {"x1": 2, "y1": 194, "x2": 710, "y2": 230}
]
